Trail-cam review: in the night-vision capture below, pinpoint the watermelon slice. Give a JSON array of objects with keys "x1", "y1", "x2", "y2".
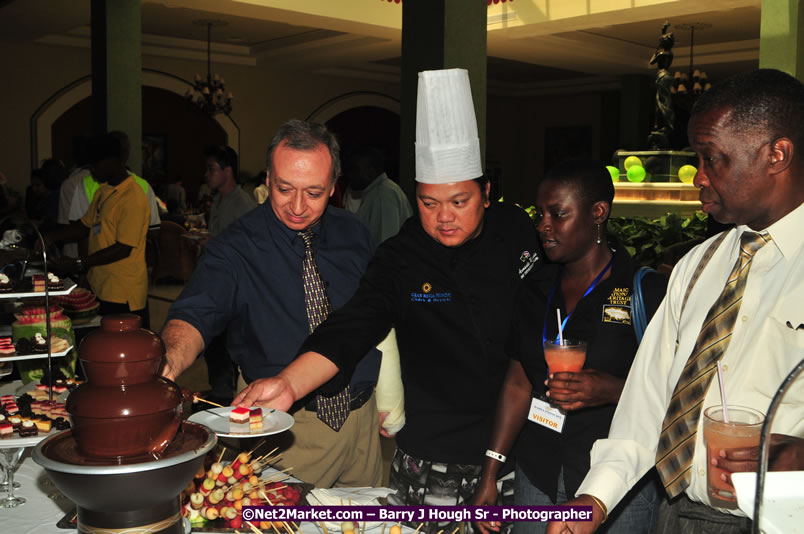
[
  {"x1": 14, "y1": 305, "x2": 66, "y2": 323},
  {"x1": 55, "y1": 288, "x2": 98, "y2": 312}
]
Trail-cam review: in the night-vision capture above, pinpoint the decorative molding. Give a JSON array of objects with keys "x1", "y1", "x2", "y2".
[
  {"x1": 31, "y1": 69, "x2": 240, "y2": 167},
  {"x1": 306, "y1": 91, "x2": 400, "y2": 124},
  {"x1": 36, "y1": 27, "x2": 255, "y2": 66},
  {"x1": 488, "y1": 76, "x2": 621, "y2": 97},
  {"x1": 311, "y1": 66, "x2": 400, "y2": 85}
]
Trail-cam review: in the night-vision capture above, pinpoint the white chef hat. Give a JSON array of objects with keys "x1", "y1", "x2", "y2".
[{"x1": 415, "y1": 68, "x2": 483, "y2": 184}]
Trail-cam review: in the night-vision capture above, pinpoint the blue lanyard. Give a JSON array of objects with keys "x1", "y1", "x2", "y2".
[{"x1": 542, "y1": 255, "x2": 614, "y2": 344}]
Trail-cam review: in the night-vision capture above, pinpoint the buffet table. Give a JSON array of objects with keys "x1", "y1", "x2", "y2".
[
  {"x1": 0, "y1": 450, "x2": 74, "y2": 534},
  {"x1": 0, "y1": 453, "x2": 416, "y2": 534},
  {"x1": 0, "y1": 379, "x2": 414, "y2": 534}
]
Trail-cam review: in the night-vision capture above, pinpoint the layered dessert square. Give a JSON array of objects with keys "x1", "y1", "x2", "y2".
[
  {"x1": 34, "y1": 419, "x2": 52, "y2": 433},
  {"x1": 249, "y1": 408, "x2": 263, "y2": 430},
  {"x1": 229, "y1": 406, "x2": 250, "y2": 425},
  {"x1": 18, "y1": 420, "x2": 37, "y2": 437},
  {"x1": 0, "y1": 422, "x2": 12, "y2": 438},
  {"x1": 0, "y1": 337, "x2": 15, "y2": 356},
  {"x1": 29, "y1": 390, "x2": 49, "y2": 401},
  {"x1": 32, "y1": 275, "x2": 46, "y2": 292},
  {"x1": 0, "y1": 273, "x2": 13, "y2": 292},
  {"x1": 50, "y1": 337, "x2": 70, "y2": 353},
  {"x1": 47, "y1": 272, "x2": 64, "y2": 290}
]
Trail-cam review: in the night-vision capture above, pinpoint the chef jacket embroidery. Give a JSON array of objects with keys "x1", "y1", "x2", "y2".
[
  {"x1": 519, "y1": 249, "x2": 539, "y2": 279},
  {"x1": 411, "y1": 282, "x2": 452, "y2": 303}
]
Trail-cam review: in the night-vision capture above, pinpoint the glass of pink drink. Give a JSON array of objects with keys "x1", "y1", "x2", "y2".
[
  {"x1": 703, "y1": 405, "x2": 765, "y2": 509},
  {"x1": 544, "y1": 339, "x2": 587, "y2": 394}
]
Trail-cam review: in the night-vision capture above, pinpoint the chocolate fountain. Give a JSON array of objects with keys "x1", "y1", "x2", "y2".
[{"x1": 33, "y1": 315, "x2": 216, "y2": 534}]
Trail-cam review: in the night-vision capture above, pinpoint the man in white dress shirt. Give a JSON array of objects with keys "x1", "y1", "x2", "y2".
[{"x1": 548, "y1": 69, "x2": 804, "y2": 533}]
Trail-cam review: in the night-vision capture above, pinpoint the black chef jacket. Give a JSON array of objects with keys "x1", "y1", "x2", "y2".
[
  {"x1": 299, "y1": 202, "x2": 544, "y2": 464},
  {"x1": 511, "y1": 242, "x2": 667, "y2": 501}
]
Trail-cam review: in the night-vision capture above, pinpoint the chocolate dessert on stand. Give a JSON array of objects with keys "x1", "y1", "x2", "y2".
[
  {"x1": 0, "y1": 272, "x2": 14, "y2": 292},
  {"x1": 33, "y1": 314, "x2": 216, "y2": 534}
]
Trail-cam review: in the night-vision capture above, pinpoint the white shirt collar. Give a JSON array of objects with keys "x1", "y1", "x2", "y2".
[{"x1": 736, "y1": 201, "x2": 804, "y2": 260}]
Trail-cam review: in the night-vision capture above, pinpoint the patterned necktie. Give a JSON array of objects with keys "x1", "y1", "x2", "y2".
[
  {"x1": 655, "y1": 231, "x2": 771, "y2": 497},
  {"x1": 299, "y1": 229, "x2": 351, "y2": 431}
]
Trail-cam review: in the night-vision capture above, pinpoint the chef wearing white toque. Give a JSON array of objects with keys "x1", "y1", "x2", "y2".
[{"x1": 236, "y1": 68, "x2": 544, "y2": 533}]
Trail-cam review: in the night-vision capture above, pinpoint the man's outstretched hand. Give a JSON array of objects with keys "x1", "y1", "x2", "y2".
[
  {"x1": 545, "y1": 495, "x2": 605, "y2": 534},
  {"x1": 233, "y1": 376, "x2": 295, "y2": 411}
]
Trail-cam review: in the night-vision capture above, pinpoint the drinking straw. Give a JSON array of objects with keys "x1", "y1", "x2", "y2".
[
  {"x1": 716, "y1": 360, "x2": 730, "y2": 423},
  {"x1": 556, "y1": 308, "x2": 564, "y2": 345}
]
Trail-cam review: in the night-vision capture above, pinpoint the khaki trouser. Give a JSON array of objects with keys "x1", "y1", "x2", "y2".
[{"x1": 236, "y1": 374, "x2": 383, "y2": 488}]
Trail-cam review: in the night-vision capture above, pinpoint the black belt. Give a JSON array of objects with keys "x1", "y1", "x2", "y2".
[{"x1": 302, "y1": 387, "x2": 373, "y2": 413}]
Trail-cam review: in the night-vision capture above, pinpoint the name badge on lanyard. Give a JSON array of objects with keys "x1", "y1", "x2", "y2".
[
  {"x1": 542, "y1": 255, "x2": 614, "y2": 345},
  {"x1": 528, "y1": 397, "x2": 566, "y2": 433},
  {"x1": 93, "y1": 188, "x2": 117, "y2": 235}
]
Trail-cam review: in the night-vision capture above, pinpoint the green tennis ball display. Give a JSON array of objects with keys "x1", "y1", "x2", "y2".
[
  {"x1": 624, "y1": 156, "x2": 642, "y2": 170},
  {"x1": 678, "y1": 164, "x2": 697, "y2": 184},
  {"x1": 606, "y1": 166, "x2": 620, "y2": 182},
  {"x1": 627, "y1": 165, "x2": 646, "y2": 183}
]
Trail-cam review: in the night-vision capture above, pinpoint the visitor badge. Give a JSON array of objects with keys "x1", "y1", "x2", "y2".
[
  {"x1": 92, "y1": 223, "x2": 101, "y2": 235},
  {"x1": 528, "y1": 397, "x2": 566, "y2": 433}
]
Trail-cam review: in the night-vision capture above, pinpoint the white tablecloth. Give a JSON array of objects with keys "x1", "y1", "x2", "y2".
[
  {"x1": 0, "y1": 451, "x2": 73, "y2": 534},
  {"x1": 0, "y1": 456, "x2": 415, "y2": 533}
]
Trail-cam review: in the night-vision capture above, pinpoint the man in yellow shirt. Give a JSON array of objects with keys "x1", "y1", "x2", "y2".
[{"x1": 47, "y1": 133, "x2": 150, "y2": 327}]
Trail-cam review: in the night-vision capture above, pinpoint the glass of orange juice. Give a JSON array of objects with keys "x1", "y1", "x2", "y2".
[
  {"x1": 543, "y1": 339, "x2": 586, "y2": 394},
  {"x1": 703, "y1": 405, "x2": 765, "y2": 509}
]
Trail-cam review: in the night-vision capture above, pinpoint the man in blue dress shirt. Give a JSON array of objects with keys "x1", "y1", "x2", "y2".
[{"x1": 160, "y1": 120, "x2": 382, "y2": 488}]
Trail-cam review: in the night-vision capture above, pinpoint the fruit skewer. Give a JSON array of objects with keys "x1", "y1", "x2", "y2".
[
  {"x1": 194, "y1": 395, "x2": 226, "y2": 408},
  {"x1": 259, "y1": 490, "x2": 298, "y2": 534}
]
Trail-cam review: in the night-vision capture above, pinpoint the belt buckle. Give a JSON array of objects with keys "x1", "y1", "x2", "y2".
[{"x1": 349, "y1": 388, "x2": 371, "y2": 410}]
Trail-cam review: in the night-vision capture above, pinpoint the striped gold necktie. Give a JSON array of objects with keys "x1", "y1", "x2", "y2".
[
  {"x1": 300, "y1": 229, "x2": 351, "y2": 431},
  {"x1": 655, "y1": 231, "x2": 771, "y2": 497}
]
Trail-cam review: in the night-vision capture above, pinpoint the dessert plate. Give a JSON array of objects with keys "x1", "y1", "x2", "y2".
[
  {"x1": 0, "y1": 430, "x2": 56, "y2": 449},
  {"x1": 0, "y1": 278, "x2": 77, "y2": 299},
  {"x1": 0, "y1": 342, "x2": 73, "y2": 362},
  {"x1": 188, "y1": 407, "x2": 294, "y2": 438}
]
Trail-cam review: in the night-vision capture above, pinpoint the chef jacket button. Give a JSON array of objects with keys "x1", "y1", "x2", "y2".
[
  {"x1": 699, "y1": 468, "x2": 706, "y2": 477},
  {"x1": 722, "y1": 364, "x2": 728, "y2": 372},
  {"x1": 741, "y1": 315, "x2": 748, "y2": 322}
]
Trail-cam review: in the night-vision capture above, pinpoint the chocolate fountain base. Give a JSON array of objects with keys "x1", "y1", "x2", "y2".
[
  {"x1": 33, "y1": 422, "x2": 215, "y2": 534},
  {"x1": 77, "y1": 499, "x2": 185, "y2": 534}
]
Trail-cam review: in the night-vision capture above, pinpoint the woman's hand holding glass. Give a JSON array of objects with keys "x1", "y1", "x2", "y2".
[{"x1": 545, "y1": 369, "x2": 625, "y2": 411}]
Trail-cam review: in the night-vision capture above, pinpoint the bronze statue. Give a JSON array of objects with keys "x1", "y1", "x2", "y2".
[{"x1": 648, "y1": 22, "x2": 675, "y2": 149}]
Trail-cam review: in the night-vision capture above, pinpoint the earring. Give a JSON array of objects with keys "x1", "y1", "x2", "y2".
[{"x1": 596, "y1": 223, "x2": 602, "y2": 245}]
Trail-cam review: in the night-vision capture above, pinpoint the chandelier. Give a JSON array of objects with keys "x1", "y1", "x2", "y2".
[
  {"x1": 672, "y1": 23, "x2": 712, "y2": 98},
  {"x1": 186, "y1": 19, "x2": 233, "y2": 115}
]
